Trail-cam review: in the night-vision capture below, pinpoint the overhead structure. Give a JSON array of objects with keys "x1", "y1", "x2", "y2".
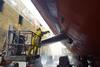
[{"x1": 31, "y1": 0, "x2": 100, "y2": 66}]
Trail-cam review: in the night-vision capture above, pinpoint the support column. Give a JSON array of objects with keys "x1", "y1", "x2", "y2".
[{"x1": 41, "y1": 33, "x2": 73, "y2": 46}]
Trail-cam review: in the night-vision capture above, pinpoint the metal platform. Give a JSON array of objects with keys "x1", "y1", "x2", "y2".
[{"x1": 4, "y1": 55, "x2": 26, "y2": 61}]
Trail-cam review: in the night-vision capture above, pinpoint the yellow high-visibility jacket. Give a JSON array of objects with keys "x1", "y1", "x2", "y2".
[{"x1": 28, "y1": 30, "x2": 42, "y2": 55}]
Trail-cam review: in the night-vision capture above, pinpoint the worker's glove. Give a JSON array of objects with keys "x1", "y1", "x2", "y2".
[{"x1": 47, "y1": 31, "x2": 50, "y2": 33}]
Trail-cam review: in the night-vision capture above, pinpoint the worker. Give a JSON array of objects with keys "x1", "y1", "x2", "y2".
[
  {"x1": 15, "y1": 35, "x2": 25, "y2": 55},
  {"x1": 28, "y1": 28, "x2": 50, "y2": 57}
]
